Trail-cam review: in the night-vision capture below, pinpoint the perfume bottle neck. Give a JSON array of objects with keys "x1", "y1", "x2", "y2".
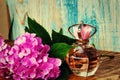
[{"x1": 76, "y1": 39, "x2": 89, "y2": 45}]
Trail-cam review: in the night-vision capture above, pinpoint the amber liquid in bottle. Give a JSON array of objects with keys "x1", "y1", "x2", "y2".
[
  {"x1": 85, "y1": 46, "x2": 99, "y2": 76},
  {"x1": 66, "y1": 40, "x2": 99, "y2": 77}
]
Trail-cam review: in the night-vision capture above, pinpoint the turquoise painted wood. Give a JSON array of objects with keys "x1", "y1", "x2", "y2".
[{"x1": 6, "y1": 0, "x2": 120, "y2": 52}]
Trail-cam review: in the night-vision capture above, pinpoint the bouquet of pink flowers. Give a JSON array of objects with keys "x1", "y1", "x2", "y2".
[
  {"x1": 0, "y1": 33, "x2": 61, "y2": 80},
  {"x1": 0, "y1": 17, "x2": 77, "y2": 80}
]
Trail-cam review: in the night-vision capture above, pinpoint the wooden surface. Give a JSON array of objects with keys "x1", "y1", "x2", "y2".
[
  {"x1": 6, "y1": 0, "x2": 120, "y2": 52},
  {"x1": 0, "y1": 0, "x2": 10, "y2": 39},
  {"x1": 68, "y1": 50, "x2": 120, "y2": 80}
]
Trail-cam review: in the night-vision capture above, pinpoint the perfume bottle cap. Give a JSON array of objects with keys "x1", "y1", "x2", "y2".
[{"x1": 68, "y1": 21, "x2": 97, "y2": 40}]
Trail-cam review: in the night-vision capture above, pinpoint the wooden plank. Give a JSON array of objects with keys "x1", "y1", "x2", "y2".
[
  {"x1": 0, "y1": 0, "x2": 10, "y2": 39},
  {"x1": 6, "y1": 0, "x2": 120, "y2": 51}
]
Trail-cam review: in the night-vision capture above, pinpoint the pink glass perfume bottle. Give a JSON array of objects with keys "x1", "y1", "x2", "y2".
[{"x1": 65, "y1": 21, "x2": 100, "y2": 77}]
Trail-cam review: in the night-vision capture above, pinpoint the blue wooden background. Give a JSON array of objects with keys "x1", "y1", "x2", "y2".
[{"x1": 6, "y1": 0, "x2": 120, "y2": 52}]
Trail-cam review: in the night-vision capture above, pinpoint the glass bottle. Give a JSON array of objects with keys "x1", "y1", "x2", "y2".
[{"x1": 65, "y1": 21, "x2": 100, "y2": 77}]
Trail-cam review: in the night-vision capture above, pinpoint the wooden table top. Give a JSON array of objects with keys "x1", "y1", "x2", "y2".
[{"x1": 68, "y1": 50, "x2": 120, "y2": 80}]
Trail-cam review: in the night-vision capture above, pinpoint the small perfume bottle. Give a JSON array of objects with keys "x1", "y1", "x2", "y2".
[{"x1": 65, "y1": 21, "x2": 99, "y2": 77}]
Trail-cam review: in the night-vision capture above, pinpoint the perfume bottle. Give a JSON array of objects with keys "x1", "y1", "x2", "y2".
[{"x1": 65, "y1": 21, "x2": 100, "y2": 77}]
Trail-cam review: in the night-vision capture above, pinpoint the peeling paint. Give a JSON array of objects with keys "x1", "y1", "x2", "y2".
[{"x1": 6, "y1": 0, "x2": 120, "y2": 52}]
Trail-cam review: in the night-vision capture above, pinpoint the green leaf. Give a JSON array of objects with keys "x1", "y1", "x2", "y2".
[
  {"x1": 59, "y1": 28, "x2": 63, "y2": 34},
  {"x1": 52, "y1": 30, "x2": 76, "y2": 45},
  {"x1": 92, "y1": 43, "x2": 95, "y2": 48},
  {"x1": 9, "y1": 18, "x2": 14, "y2": 40},
  {"x1": 56, "y1": 62, "x2": 72, "y2": 80},
  {"x1": 50, "y1": 43, "x2": 74, "y2": 60},
  {"x1": 27, "y1": 17, "x2": 52, "y2": 45},
  {"x1": 25, "y1": 27, "x2": 30, "y2": 32}
]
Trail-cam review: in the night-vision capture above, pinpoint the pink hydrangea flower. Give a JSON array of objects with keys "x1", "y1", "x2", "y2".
[
  {"x1": 6, "y1": 32, "x2": 62, "y2": 80},
  {"x1": 0, "y1": 36, "x2": 11, "y2": 78}
]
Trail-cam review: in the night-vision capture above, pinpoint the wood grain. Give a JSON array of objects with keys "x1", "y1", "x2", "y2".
[{"x1": 6, "y1": 0, "x2": 120, "y2": 52}]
